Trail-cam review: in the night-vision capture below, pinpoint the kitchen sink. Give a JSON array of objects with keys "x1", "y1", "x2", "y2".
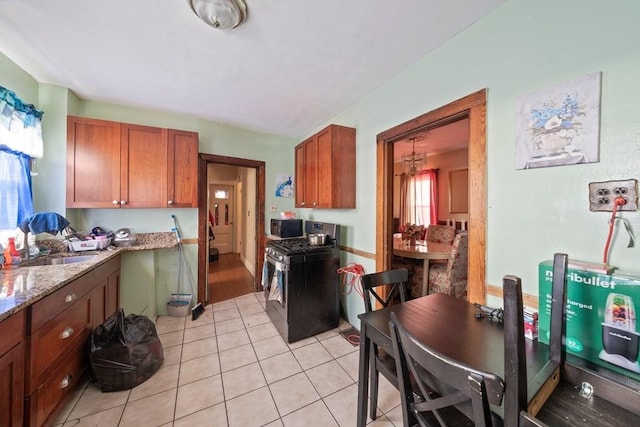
[{"x1": 21, "y1": 254, "x2": 100, "y2": 267}]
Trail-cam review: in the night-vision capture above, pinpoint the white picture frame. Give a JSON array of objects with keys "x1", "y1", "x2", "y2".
[{"x1": 515, "y1": 72, "x2": 601, "y2": 170}]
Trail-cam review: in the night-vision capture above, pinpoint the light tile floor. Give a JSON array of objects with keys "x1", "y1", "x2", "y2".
[{"x1": 51, "y1": 292, "x2": 403, "y2": 426}]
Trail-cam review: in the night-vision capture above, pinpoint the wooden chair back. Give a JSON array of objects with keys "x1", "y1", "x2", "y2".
[
  {"x1": 361, "y1": 268, "x2": 409, "y2": 313},
  {"x1": 502, "y1": 252, "x2": 567, "y2": 426},
  {"x1": 360, "y1": 268, "x2": 410, "y2": 420},
  {"x1": 390, "y1": 312, "x2": 504, "y2": 427}
]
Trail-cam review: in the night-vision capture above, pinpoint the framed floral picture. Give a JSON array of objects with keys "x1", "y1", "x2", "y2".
[{"x1": 515, "y1": 72, "x2": 601, "y2": 170}]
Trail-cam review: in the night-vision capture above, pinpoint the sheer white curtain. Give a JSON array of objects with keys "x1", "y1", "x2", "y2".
[{"x1": 399, "y1": 169, "x2": 438, "y2": 227}]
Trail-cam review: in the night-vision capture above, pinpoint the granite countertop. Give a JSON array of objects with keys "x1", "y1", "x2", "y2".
[{"x1": 0, "y1": 232, "x2": 178, "y2": 322}]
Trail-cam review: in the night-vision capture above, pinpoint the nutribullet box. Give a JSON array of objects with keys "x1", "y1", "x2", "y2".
[{"x1": 538, "y1": 261, "x2": 640, "y2": 382}]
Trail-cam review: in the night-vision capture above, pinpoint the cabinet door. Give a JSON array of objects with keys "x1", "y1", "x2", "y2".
[
  {"x1": 121, "y1": 124, "x2": 168, "y2": 208},
  {"x1": 0, "y1": 344, "x2": 25, "y2": 427},
  {"x1": 294, "y1": 143, "x2": 306, "y2": 207},
  {"x1": 168, "y1": 129, "x2": 198, "y2": 207},
  {"x1": 315, "y1": 127, "x2": 333, "y2": 208},
  {"x1": 0, "y1": 311, "x2": 25, "y2": 427},
  {"x1": 304, "y1": 137, "x2": 319, "y2": 207},
  {"x1": 91, "y1": 256, "x2": 121, "y2": 326},
  {"x1": 90, "y1": 279, "x2": 106, "y2": 328},
  {"x1": 66, "y1": 116, "x2": 121, "y2": 208},
  {"x1": 105, "y1": 266, "x2": 120, "y2": 319}
]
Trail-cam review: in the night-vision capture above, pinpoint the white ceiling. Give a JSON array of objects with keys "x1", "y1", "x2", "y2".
[
  {"x1": 0, "y1": 0, "x2": 501, "y2": 141},
  {"x1": 394, "y1": 117, "x2": 470, "y2": 161}
]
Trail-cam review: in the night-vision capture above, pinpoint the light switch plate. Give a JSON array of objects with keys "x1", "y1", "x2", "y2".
[{"x1": 588, "y1": 179, "x2": 638, "y2": 211}]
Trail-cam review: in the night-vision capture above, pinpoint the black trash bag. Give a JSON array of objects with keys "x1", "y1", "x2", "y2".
[{"x1": 88, "y1": 309, "x2": 164, "y2": 392}]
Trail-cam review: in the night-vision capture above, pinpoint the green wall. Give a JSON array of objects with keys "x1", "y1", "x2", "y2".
[
  {"x1": 308, "y1": 0, "x2": 640, "y2": 324},
  {"x1": 2, "y1": 1, "x2": 639, "y2": 326}
]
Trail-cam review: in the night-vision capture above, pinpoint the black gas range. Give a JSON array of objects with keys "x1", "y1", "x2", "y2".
[
  {"x1": 266, "y1": 236, "x2": 335, "y2": 258},
  {"x1": 263, "y1": 221, "x2": 341, "y2": 343}
]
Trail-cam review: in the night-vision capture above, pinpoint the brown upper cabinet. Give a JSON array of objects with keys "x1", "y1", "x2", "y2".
[
  {"x1": 66, "y1": 116, "x2": 198, "y2": 208},
  {"x1": 295, "y1": 124, "x2": 356, "y2": 209}
]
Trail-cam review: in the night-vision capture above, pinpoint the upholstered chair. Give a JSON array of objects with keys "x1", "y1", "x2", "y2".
[
  {"x1": 425, "y1": 224, "x2": 456, "y2": 244},
  {"x1": 427, "y1": 232, "x2": 468, "y2": 299}
]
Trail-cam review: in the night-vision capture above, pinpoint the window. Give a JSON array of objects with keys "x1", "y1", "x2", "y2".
[
  {"x1": 399, "y1": 169, "x2": 438, "y2": 227},
  {"x1": 0, "y1": 86, "x2": 43, "y2": 232},
  {"x1": 214, "y1": 189, "x2": 229, "y2": 199},
  {"x1": 413, "y1": 174, "x2": 433, "y2": 224}
]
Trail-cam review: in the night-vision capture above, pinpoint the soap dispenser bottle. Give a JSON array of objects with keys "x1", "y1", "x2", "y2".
[{"x1": 7, "y1": 237, "x2": 20, "y2": 265}]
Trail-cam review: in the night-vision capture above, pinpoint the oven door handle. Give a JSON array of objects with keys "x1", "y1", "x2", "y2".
[{"x1": 266, "y1": 254, "x2": 289, "y2": 271}]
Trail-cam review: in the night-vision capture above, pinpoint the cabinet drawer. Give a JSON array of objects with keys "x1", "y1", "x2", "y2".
[
  {"x1": 28, "y1": 294, "x2": 91, "y2": 392},
  {"x1": 27, "y1": 338, "x2": 86, "y2": 427},
  {"x1": 0, "y1": 310, "x2": 25, "y2": 355},
  {"x1": 31, "y1": 271, "x2": 95, "y2": 332}
]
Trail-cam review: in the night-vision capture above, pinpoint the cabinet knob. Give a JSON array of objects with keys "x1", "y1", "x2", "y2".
[
  {"x1": 112, "y1": 200, "x2": 119, "y2": 205},
  {"x1": 64, "y1": 292, "x2": 77, "y2": 303},
  {"x1": 300, "y1": 202, "x2": 306, "y2": 206},
  {"x1": 59, "y1": 374, "x2": 72, "y2": 389},
  {"x1": 313, "y1": 202, "x2": 318, "y2": 206},
  {"x1": 168, "y1": 200, "x2": 174, "y2": 205},
  {"x1": 60, "y1": 327, "x2": 75, "y2": 339},
  {"x1": 120, "y1": 200, "x2": 127, "y2": 205}
]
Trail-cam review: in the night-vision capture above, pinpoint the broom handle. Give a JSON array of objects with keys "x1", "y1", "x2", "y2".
[
  {"x1": 171, "y1": 214, "x2": 196, "y2": 297},
  {"x1": 171, "y1": 214, "x2": 181, "y2": 243},
  {"x1": 172, "y1": 214, "x2": 184, "y2": 297}
]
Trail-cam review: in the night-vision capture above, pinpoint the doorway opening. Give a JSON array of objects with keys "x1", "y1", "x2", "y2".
[
  {"x1": 376, "y1": 89, "x2": 487, "y2": 303},
  {"x1": 197, "y1": 154, "x2": 266, "y2": 306}
]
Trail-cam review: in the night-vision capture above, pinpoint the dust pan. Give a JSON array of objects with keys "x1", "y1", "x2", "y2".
[{"x1": 167, "y1": 300, "x2": 192, "y2": 317}]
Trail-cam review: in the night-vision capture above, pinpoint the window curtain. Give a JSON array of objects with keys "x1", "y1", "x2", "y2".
[
  {"x1": 0, "y1": 85, "x2": 43, "y2": 229},
  {"x1": 422, "y1": 168, "x2": 438, "y2": 225},
  {"x1": 398, "y1": 169, "x2": 438, "y2": 227},
  {"x1": 399, "y1": 173, "x2": 411, "y2": 227}
]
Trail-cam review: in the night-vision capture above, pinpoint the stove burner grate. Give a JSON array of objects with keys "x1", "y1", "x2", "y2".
[{"x1": 268, "y1": 237, "x2": 334, "y2": 255}]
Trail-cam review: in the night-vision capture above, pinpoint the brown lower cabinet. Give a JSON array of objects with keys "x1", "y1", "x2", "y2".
[
  {"x1": 21, "y1": 255, "x2": 121, "y2": 426},
  {"x1": 0, "y1": 311, "x2": 26, "y2": 427}
]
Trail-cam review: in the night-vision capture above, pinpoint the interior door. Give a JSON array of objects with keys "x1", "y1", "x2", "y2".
[{"x1": 210, "y1": 184, "x2": 234, "y2": 254}]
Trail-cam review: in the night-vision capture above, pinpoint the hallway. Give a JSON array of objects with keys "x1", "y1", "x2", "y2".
[{"x1": 209, "y1": 253, "x2": 256, "y2": 304}]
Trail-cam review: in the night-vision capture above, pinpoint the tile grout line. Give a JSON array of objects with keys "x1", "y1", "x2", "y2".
[{"x1": 61, "y1": 293, "x2": 381, "y2": 426}]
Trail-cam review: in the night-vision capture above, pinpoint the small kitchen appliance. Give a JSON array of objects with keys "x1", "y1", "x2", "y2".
[
  {"x1": 263, "y1": 221, "x2": 340, "y2": 343},
  {"x1": 599, "y1": 293, "x2": 640, "y2": 373},
  {"x1": 270, "y1": 218, "x2": 303, "y2": 238}
]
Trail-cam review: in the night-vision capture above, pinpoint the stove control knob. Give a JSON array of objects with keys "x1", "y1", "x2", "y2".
[{"x1": 278, "y1": 255, "x2": 284, "y2": 261}]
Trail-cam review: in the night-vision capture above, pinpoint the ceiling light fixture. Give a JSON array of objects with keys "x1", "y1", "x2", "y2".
[
  {"x1": 403, "y1": 136, "x2": 426, "y2": 176},
  {"x1": 188, "y1": 0, "x2": 248, "y2": 30}
]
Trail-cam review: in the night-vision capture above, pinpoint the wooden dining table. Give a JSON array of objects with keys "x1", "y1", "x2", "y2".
[
  {"x1": 356, "y1": 292, "x2": 640, "y2": 427},
  {"x1": 392, "y1": 235, "x2": 452, "y2": 296},
  {"x1": 356, "y1": 293, "x2": 552, "y2": 427}
]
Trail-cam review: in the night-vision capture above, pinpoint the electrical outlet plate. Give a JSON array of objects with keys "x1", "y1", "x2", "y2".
[{"x1": 588, "y1": 179, "x2": 638, "y2": 212}]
